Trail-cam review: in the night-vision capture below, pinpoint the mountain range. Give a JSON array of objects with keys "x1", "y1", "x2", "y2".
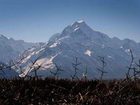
[
  {"x1": 0, "y1": 35, "x2": 40, "y2": 78},
  {"x1": 0, "y1": 34, "x2": 37, "y2": 63},
  {"x1": 16, "y1": 20, "x2": 140, "y2": 79}
]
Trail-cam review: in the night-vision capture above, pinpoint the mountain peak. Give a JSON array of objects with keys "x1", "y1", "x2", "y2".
[
  {"x1": 76, "y1": 20, "x2": 85, "y2": 24},
  {"x1": 72, "y1": 20, "x2": 86, "y2": 26},
  {"x1": 61, "y1": 20, "x2": 94, "y2": 37},
  {"x1": 0, "y1": 34, "x2": 6, "y2": 38},
  {"x1": 0, "y1": 34, "x2": 8, "y2": 40},
  {"x1": 70, "y1": 20, "x2": 90, "y2": 31}
]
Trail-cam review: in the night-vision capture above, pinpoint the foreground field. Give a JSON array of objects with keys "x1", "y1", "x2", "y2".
[{"x1": 0, "y1": 78, "x2": 139, "y2": 105}]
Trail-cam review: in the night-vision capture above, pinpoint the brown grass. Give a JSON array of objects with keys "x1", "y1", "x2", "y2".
[{"x1": 0, "y1": 78, "x2": 139, "y2": 105}]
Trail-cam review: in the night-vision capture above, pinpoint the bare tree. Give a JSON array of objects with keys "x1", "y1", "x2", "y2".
[
  {"x1": 18, "y1": 48, "x2": 47, "y2": 80},
  {"x1": 29, "y1": 57, "x2": 45, "y2": 80},
  {"x1": 50, "y1": 63, "x2": 63, "y2": 79},
  {"x1": 71, "y1": 57, "x2": 81, "y2": 80},
  {"x1": 0, "y1": 62, "x2": 6, "y2": 78},
  {"x1": 82, "y1": 65, "x2": 88, "y2": 81},
  {"x1": 126, "y1": 49, "x2": 134, "y2": 79},
  {"x1": 97, "y1": 56, "x2": 107, "y2": 81},
  {"x1": 134, "y1": 59, "x2": 140, "y2": 80}
]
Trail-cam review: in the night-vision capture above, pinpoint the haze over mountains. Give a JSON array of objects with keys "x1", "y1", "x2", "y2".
[
  {"x1": 11, "y1": 20, "x2": 140, "y2": 79},
  {"x1": 0, "y1": 35, "x2": 40, "y2": 78},
  {"x1": 0, "y1": 34, "x2": 37, "y2": 63}
]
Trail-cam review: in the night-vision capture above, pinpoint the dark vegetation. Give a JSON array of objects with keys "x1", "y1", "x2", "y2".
[
  {"x1": 0, "y1": 50, "x2": 140, "y2": 105},
  {"x1": 0, "y1": 78, "x2": 139, "y2": 105}
]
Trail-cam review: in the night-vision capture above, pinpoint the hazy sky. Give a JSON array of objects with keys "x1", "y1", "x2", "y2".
[{"x1": 0, "y1": 0, "x2": 140, "y2": 42}]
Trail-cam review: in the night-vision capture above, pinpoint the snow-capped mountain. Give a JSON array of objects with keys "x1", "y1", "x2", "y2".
[
  {"x1": 0, "y1": 34, "x2": 36, "y2": 63},
  {"x1": 18, "y1": 20, "x2": 140, "y2": 79}
]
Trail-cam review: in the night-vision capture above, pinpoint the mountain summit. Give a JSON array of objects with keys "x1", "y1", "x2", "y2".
[
  {"x1": 62, "y1": 20, "x2": 94, "y2": 36},
  {"x1": 18, "y1": 21, "x2": 140, "y2": 79}
]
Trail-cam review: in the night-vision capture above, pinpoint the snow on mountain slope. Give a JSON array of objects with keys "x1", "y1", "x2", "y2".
[{"x1": 18, "y1": 20, "x2": 140, "y2": 79}]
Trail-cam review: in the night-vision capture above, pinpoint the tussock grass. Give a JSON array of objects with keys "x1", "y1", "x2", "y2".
[{"x1": 0, "y1": 78, "x2": 139, "y2": 105}]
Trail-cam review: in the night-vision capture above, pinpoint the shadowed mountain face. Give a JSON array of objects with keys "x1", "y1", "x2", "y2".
[
  {"x1": 0, "y1": 62, "x2": 19, "y2": 79},
  {"x1": 18, "y1": 20, "x2": 140, "y2": 79},
  {"x1": 0, "y1": 35, "x2": 37, "y2": 63}
]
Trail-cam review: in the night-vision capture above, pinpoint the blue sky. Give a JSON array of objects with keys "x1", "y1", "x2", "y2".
[{"x1": 0, "y1": 0, "x2": 140, "y2": 42}]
